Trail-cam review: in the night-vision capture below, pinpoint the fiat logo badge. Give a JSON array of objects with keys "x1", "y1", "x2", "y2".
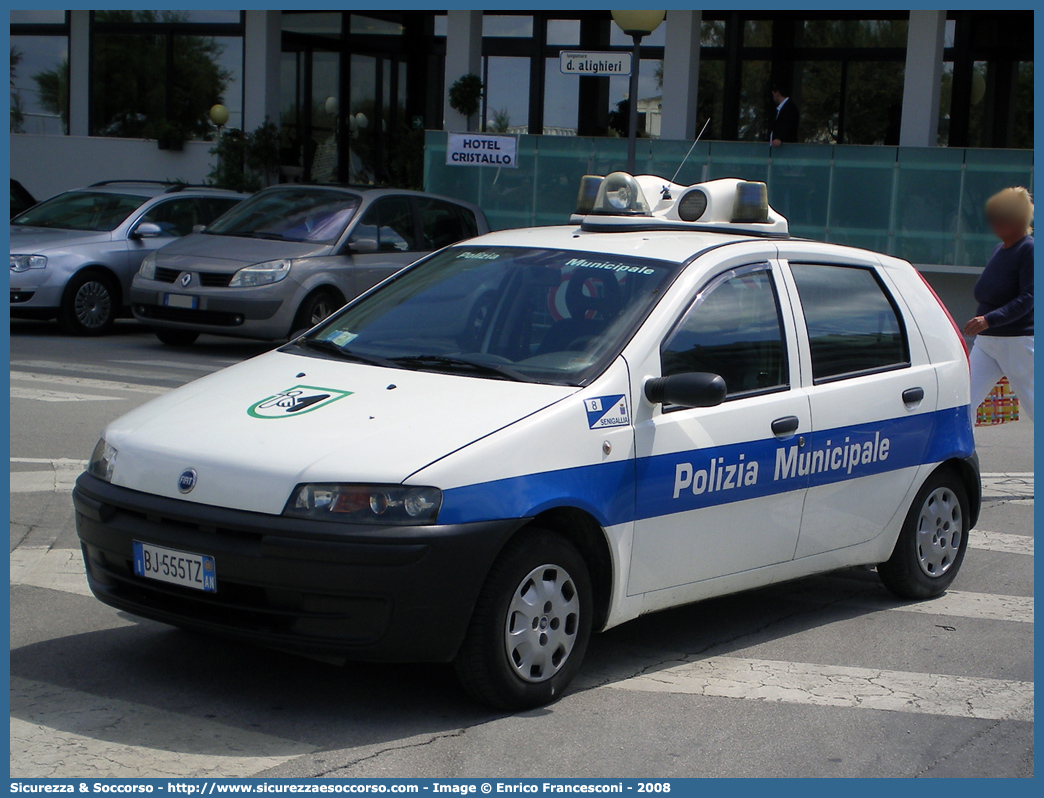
[{"x1": 178, "y1": 468, "x2": 198, "y2": 494}]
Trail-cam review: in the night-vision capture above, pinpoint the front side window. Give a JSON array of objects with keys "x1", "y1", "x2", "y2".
[
  {"x1": 137, "y1": 198, "x2": 207, "y2": 237},
  {"x1": 297, "y1": 247, "x2": 681, "y2": 386},
  {"x1": 349, "y1": 197, "x2": 417, "y2": 252},
  {"x1": 12, "y1": 191, "x2": 144, "y2": 232},
  {"x1": 661, "y1": 265, "x2": 788, "y2": 399},
  {"x1": 204, "y1": 188, "x2": 360, "y2": 243},
  {"x1": 790, "y1": 263, "x2": 909, "y2": 383}
]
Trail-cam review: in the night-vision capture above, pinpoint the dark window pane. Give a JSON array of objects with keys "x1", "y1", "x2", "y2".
[
  {"x1": 798, "y1": 60, "x2": 843, "y2": 144},
  {"x1": 790, "y1": 264, "x2": 909, "y2": 382},
  {"x1": 800, "y1": 19, "x2": 908, "y2": 48},
  {"x1": 90, "y1": 27, "x2": 240, "y2": 140},
  {"x1": 662, "y1": 267, "x2": 788, "y2": 398},
  {"x1": 701, "y1": 19, "x2": 725, "y2": 47},
  {"x1": 1013, "y1": 61, "x2": 1033, "y2": 149},
  {"x1": 843, "y1": 61, "x2": 904, "y2": 145},
  {"x1": 738, "y1": 60, "x2": 772, "y2": 141},
  {"x1": 10, "y1": 35, "x2": 69, "y2": 135}
]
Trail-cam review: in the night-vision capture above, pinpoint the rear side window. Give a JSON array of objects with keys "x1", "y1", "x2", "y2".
[
  {"x1": 661, "y1": 265, "x2": 788, "y2": 399},
  {"x1": 790, "y1": 263, "x2": 909, "y2": 383},
  {"x1": 418, "y1": 198, "x2": 477, "y2": 249}
]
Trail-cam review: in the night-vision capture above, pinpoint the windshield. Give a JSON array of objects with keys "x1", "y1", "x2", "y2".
[
  {"x1": 296, "y1": 246, "x2": 681, "y2": 386},
  {"x1": 205, "y1": 188, "x2": 361, "y2": 243},
  {"x1": 12, "y1": 191, "x2": 144, "y2": 232}
]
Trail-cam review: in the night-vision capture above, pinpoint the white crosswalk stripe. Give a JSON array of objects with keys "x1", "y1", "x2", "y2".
[
  {"x1": 609, "y1": 657, "x2": 1034, "y2": 722},
  {"x1": 10, "y1": 386, "x2": 123, "y2": 403},
  {"x1": 11, "y1": 371, "x2": 169, "y2": 395},
  {"x1": 11, "y1": 678, "x2": 315, "y2": 778}
]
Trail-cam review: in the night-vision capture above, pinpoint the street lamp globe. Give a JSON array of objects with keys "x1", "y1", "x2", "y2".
[
  {"x1": 209, "y1": 104, "x2": 230, "y2": 127},
  {"x1": 611, "y1": 10, "x2": 665, "y2": 36}
]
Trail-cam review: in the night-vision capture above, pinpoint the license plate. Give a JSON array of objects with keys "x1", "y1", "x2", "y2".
[
  {"x1": 164, "y1": 293, "x2": 198, "y2": 309},
  {"x1": 133, "y1": 541, "x2": 216, "y2": 592}
]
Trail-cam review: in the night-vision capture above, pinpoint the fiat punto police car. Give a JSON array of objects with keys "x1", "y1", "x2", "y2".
[{"x1": 74, "y1": 173, "x2": 980, "y2": 710}]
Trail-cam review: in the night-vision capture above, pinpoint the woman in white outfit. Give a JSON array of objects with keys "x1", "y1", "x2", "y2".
[{"x1": 964, "y1": 187, "x2": 1034, "y2": 422}]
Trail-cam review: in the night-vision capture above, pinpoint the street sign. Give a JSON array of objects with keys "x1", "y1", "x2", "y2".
[
  {"x1": 559, "y1": 51, "x2": 632, "y2": 77},
  {"x1": 446, "y1": 133, "x2": 517, "y2": 168}
]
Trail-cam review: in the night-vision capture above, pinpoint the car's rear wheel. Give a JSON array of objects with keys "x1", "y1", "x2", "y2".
[
  {"x1": 59, "y1": 271, "x2": 118, "y2": 336},
  {"x1": 878, "y1": 468, "x2": 970, "y2": 600},
  {"x1": 292, "y1": 288, "x2": 343, "y2": 336},
  {"x1": 155, "y1": 329, "x2": 200, "y2": 347},
  {"x1": 455, "y1": 528, "x2": 592, "y2": 710}
]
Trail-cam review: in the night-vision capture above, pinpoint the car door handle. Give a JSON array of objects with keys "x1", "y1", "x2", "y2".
[
  {"x1": 771, "y1": 416, "x2": 800, "y2": 436},
  {"x1": 902, "y1": 387, "x2": 925, "y2": 405}
]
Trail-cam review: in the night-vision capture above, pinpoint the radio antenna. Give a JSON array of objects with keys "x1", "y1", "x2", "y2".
[{"x1": 669, "y1": 117, "x2": 711, "y2": 186}]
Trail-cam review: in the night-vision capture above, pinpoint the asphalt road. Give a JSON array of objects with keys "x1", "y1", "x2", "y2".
[{"x1": 9, "y1": 319, "x2": 1034, "y2": 778}]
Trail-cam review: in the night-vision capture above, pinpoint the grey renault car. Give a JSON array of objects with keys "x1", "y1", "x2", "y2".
[
  {"x1": 130, "y1": 184, "x2": 488, "y2": 345},
  {"x1": 10, "y1": 181, "x2": 246, "y2": 335}
]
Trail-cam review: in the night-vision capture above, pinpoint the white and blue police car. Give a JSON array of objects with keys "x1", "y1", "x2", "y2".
[{"x1": 75, "y1": 173, "x2": 980, "y2": 709}]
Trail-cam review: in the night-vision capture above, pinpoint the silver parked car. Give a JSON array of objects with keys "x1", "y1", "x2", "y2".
[
  {"x1": 10, "y1": 181, "x2": 246, "y2": 335},
  {"x1": 130, "y1": 184, "x2": 489, "y2": 345}
]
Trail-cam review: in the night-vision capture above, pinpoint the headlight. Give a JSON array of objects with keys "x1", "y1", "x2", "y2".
[
  {"x1": 87, "y1": 439, "x2": 118, "y2": 482},
  {"x1": 229, "y1": 259, "x2": 293, "y2": 287},
  {"x1": 138, "y1": 252, "x2": 158, "y2": 280},
  {"x1": 284, "y1": 484, "x2": 442, "y2": 526},
  {"x1": 10, "y1": 254, "x2": 47, "y2": 272}
]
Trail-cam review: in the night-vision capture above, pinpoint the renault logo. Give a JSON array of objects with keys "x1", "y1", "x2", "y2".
[
  {"x1": 178, "y1": 468, "x2": 197, "y2": 494},
  {"x1": 180, "y1": 272, "x2": 192, "y2": 287}
]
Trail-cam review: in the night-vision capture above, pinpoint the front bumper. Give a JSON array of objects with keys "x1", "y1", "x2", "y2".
[
  {"x1": 73, "y1": 473, "x2": 525, "y2": 661},
  {"x1": 130, "y1": 280, "x2": 294, "y2": 340}
]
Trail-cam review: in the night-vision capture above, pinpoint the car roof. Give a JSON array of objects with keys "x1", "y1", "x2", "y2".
[
  {"x1": 252, "y1": 183, "x2": 484, "y2": 213},
  {"x1": 75, "y1": 181, "x2": 247, "y2": 199},
  {"x1": 462, "y1": 225, "x2": 759, "y2": 265}
]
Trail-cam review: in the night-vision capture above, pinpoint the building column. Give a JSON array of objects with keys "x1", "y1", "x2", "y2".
[
  {"x1": 442, "y1": 10, "x2": 482, "y2": 132},
  {"x1": 899, "y1": 10, "x2": 946, "y2": 147},
  {"x1": 659, "y1": 10, "x2": 702, "y2": 141},
  {"x1": 68, "y1": 10, "x2": 90, "y2": 137},
  {"x1": 243, "y1": 11, "x2": 282, "y2": 132}
]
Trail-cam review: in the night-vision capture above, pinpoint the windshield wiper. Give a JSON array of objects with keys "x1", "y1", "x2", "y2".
[
  {"x1": 290, "y1": 338, "x2": 396, "y2": 368},
  {"x1": 243, "y1": 231, "x2": 290, "y2": 241},
  {"x1": 391, "y1": 354, "x2": 536, "y2": 383}
]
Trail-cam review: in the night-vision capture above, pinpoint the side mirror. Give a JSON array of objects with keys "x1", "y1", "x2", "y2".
[
  {"x1": 644, "y1": 372, "x2": 727, "y2": 409},
  {"x1": 131, "y1": 222, "x2": 164, "y2": 239},
  {"x1": 348, "y1": 238, "x2": 379, "y2": 255},
  {"x1": 191, "y1": 224, "x2": 207, "y2": 234}
]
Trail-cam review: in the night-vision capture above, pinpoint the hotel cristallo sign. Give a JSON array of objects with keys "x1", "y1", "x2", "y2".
[{"x1": 446, "y1": 134, "x2": 518, "y2": 168}]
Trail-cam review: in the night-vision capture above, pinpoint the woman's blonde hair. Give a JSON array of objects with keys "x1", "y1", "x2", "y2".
[{"x1": 986, "y1": 186, "x2": 1034, "y2": 236}]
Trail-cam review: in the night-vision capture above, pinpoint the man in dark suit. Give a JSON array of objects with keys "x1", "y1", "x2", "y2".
[{"x1": 770, "y1": 85, "x2": 799, "y2": 147}]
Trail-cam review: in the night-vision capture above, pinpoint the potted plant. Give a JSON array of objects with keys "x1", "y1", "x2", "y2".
[
  {"x1": 154, "y1": 119, "x2": 188, "y2": 151},
  {"x1": 448, "y1": 73, "x2": 484, "y2": 132}
]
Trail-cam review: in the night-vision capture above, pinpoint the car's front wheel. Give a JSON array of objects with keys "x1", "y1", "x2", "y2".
[
  {"x1": 292, "y1": 288, "x2": 344, "y2": 336},
  {"x1": 878, "y1": 468, "x2": 970, "y2": 599},
  {"x1": 59, "y1": 271, "x2": 118, "y2": 336},
  {"x1": 455, "y1": 528, "x2": 593, "y2": 710},
  {"x1": 155, "y1": 329, "x2": 200, "y2": 347}
]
